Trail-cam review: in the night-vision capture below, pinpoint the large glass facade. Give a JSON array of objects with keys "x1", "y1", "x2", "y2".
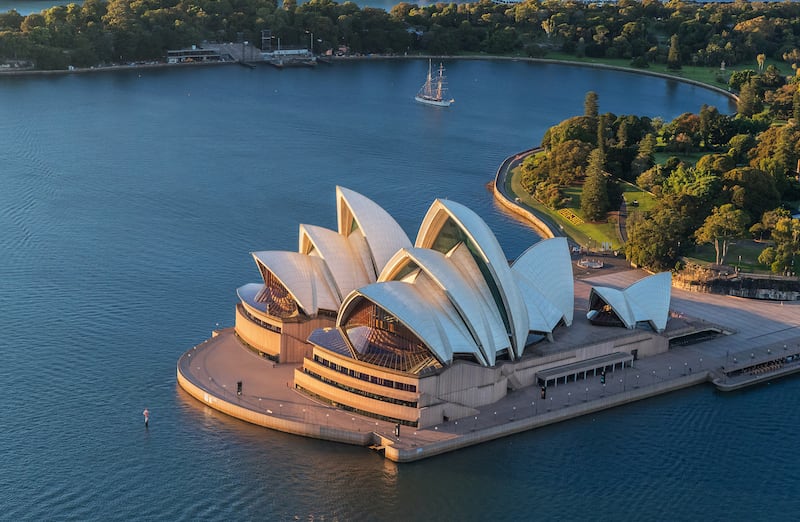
[
  {"x1": 255, "y1": 265, "x2": 299, "y2": 318},
  {"x1": 343, "y1": 298, "x2": 441, "y2": 373}
]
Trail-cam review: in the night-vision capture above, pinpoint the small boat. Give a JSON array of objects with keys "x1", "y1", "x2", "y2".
[{"x1": 415, "y1": 59, "x2": 454, "y2": 107}]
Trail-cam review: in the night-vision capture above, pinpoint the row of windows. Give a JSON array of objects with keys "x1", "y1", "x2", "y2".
[
  {"x1": 313, "y1": 355, "x2": 417, "y2": 393},
  {"x1": 296, "y1": 384, "x2": 419, "y2": 428},
  {"x1": 303, "y1": 369, "x2": 418, "y2": 408},
  {"x1": 239, "y1": 304, "x2": 282, "y2": 334}
]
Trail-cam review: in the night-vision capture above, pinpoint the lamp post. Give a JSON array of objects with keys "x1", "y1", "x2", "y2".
[
  {"x1": 585, "y1": 387, "x2": 589, "y2": 402},
  {"x1": 305, "y1": 30, "x2": 314, "y2": 54}
]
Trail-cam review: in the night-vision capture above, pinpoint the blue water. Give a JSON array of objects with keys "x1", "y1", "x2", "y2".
[{"x1": 2, "y1": 60, "x2": 794, "y2": 520}]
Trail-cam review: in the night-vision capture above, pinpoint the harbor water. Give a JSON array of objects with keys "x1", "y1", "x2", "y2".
[{"x1": 2, "y1": 59, "x2": 796, "y2": 520}]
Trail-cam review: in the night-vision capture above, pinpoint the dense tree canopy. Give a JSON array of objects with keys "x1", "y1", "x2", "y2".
[{"x1": 7, "y1": 0, "x2": 800, "y2": 71}]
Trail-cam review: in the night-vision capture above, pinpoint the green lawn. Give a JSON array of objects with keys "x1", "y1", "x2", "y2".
[
  {"x1": 685, "y1": 240, "x2": 771, "y2": 272},
  {"x1": 619, "y1": 181, "x2": 657, "y2": 214},
  {"x1": 509, "y1": 167, "x2": 622, "y2": 250},
  {"x1": 540, "y1": 52, "x2": 788, "y2": 91},
  {"x1": 561, "y1": 185, "x2": 620, "y2": 250}
]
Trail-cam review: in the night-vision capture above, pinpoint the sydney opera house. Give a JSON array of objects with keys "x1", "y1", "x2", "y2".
[{"x1": 233, "y1": 187, "x2": 671, "y2": 428}]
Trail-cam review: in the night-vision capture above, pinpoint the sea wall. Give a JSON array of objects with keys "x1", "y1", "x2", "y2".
[
  {"x1": 491, "y1": 148, "x2": 559, "y2": 240},
  {"x1": 176, "y1": 357, "x2": 375, "y2": 447}
]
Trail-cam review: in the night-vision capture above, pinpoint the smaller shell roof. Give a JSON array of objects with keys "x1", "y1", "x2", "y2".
[
  {"x1": 589, "y1": 272, "x2": 671, "y2": 332},
  {"x1": 625, "y1": 272, "x2": 672, "y2": 332},
  {"x1": 252, "y1": 250, "x2": 341, "y2": 316}
]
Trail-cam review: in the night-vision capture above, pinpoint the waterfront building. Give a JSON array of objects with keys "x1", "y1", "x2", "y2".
[
  {"x1": 166, "y1": 46, "x2": 226, "y2": 63},
  {"x1": 234, "y1": 187, "x2": 671, "y2": 428}
]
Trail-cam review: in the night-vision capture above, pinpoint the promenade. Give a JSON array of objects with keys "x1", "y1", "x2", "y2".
[{"x1": 177, "y1": 268, "x2": 800, "y2": 462}]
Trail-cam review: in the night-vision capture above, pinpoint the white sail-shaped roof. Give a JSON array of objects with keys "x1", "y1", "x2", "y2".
[
  {"x1": 298, "y1": 224, "x2": 372, "y2": 299},
  {"x1": 380, "y1": 247, "x2": 507, "y2": 365},
  {"x1": 338, "y1": 281, "x2": 479, "y2": 365},
  {"x1": 625, "y1": 272, "x2": 672, "y2": 332},
  {"x1": 512, "y1": 237, "x2": 574, "y2": 327},
  {"x1": 242, "y1": 187, "x2": 583, "y2": 371},
  {"x1": 514, "y1": 275, "x2": 565, "y2": 333},
  {"x1": 336, "y1": 186, "x2": 412, "y2": 277},
  {"x1": 446, "y1": 243, "x2": 512, "y2": 360},
  {"x1": 252, "y1": 251, "x2": 340, "y2": 316},
  {"x1": 589, "y1": 272, "x2": 671, "y2": 332},
  {"x1": 416, "y1": 199, "x2": 529, "y2": 359}
]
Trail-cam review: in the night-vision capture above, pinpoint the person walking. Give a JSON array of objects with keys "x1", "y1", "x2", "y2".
[{"x1": 143, "y1": 408, "x2": 150, "y2": 428}]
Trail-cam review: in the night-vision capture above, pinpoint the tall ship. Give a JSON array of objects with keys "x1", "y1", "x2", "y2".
[{"x1": 415, "y1": 59, "x2": 455, "y2": 107}]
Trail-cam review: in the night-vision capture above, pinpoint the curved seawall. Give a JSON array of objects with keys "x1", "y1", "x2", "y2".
[{"x1": 491, "y1": 147, "x2": 560, "y2": 240}]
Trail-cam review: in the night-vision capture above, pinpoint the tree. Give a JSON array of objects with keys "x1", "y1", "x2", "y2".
[
  {"x1": 540, "y1": 116, "x2": 596, "y2": 149},
  {"x1": 667, "y1": 34, "x2": 680, "y2": 70},
  {"x1": 757, "y1": 53, "x2": 766, "y2": 72},
  {"x1": 547, "y1": 139, "x2": 593, "y2": 185},
  {"x1": 694, "y1": 204, "x2": 750, "y2": 266},
  {"x1": 737, "y1": 81, "x2": 762, "y2": 117},
  {"x1": 584, "y1": 91, "x2": 598, "y2": 119},
  {"x1": 581, "y1": 149, "x2": 610, "y2": 221},
  {"x1": 722, "y1": 167, "x2": 779, "y2": 221},
  {"x1": 541, "y1": 17, "x2": 555, "y2": 38},
  {"x1": 793, "y1": 86, "x2": 800, "y2": 124},
  {"x1": 767, "y1": 216, "x2": 800, "y2": 274},
  {"x1": 727, "y1": 133, "x2": 757, "y2": 165},
  {"x1": 749, "y1": 207, "x2": 790, "y2": 241},
  {"x1": 624, "y1": 207, "x2": 689, "y2": 270},
  {"x1": 597, "y1": 113, "x2": 607, "y2": 155}
]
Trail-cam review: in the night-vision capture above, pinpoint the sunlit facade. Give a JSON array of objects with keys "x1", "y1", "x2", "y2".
[{"x1": 233, "y1": 186, "x2": 581, "y2": 427}]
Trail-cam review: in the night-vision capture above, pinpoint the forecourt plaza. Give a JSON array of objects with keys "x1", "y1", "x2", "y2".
[{"x1": 177, "y1": 187, "x2": 800, "y2": 462}]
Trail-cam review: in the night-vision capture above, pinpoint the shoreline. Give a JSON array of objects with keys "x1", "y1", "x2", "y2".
[{"x1": 0, "y1": 53, "x2": 740, "y2": 104}]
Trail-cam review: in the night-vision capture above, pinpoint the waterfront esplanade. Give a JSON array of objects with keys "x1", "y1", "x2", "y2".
[{"x1": 229, "y1": 187, "x2": 673, "y2": 429}]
